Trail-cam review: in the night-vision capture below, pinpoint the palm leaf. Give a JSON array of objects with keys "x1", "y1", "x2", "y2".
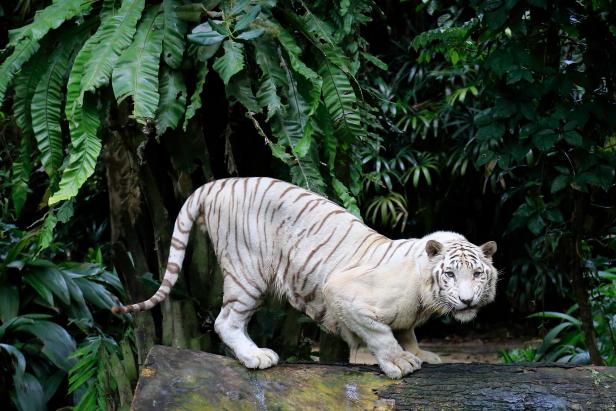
[
  {"x1": 78, "y1": 0, "x2": 145, "y2": 102},
  {"x1": 49, "y1": 97, "x2": 101, "y2": 204},
  {"x1": 212, "y1": 40, "x2": 245, "y2": 85},
  {"x1": 156, "y1": 66, "x2": 187, "y2": 135},
  {"x1": 162, "y1": 0, "x2": 187, "y2": 69},
  {"x1": 182, "y1": 63, "x2": 208, "y2": 130},
  {"x1": 31, "y1": 46, "x2": 74, "y2": 176},
  {"x1": 112, "y1": 6, "x2": 164, "y2": 123},
  {"x1": 0, "y1": 40, "x2": 41, "y2": 107},
  {"x1": 8, "y1": 0, "x2": 95, "y2": 47}
]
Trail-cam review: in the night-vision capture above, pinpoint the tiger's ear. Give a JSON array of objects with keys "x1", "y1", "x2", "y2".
[
  {"x1": 426, "y1": 240, "x2": 442, "y2": 258},
  {"x1": 480, "y1": 241, "x2": 497, "y2": 258}
]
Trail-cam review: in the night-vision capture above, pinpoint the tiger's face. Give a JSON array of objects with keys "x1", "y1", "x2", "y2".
[{"x1": 426, "y1": 239, "x2": 498, "y2": 322}]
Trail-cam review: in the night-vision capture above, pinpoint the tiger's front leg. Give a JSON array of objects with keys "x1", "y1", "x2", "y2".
[
  {"x1": 396, "y1": 329, "x2": 442, "y2": 364},
  {"x1": 337, "y1": 302, "x2": 422, "y2": 379}
]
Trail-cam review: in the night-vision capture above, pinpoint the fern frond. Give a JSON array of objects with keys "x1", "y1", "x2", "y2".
[
  {"x1": 0, "y1": 40, "x2": 41, "y2": 107},
  {"x1": 31, "y1": 42, "x2": 77, "y2": 176},
  {"x1": 156, "y1": 66, "x2": 186, "y2": 135},
  {"x1": 319, "y1": 60, "x2": 364, "y2": 142},
  {"x1": 78, "y1": 0, "x2": 145, "y2": 102},
  {"x1": 112, "y1": 6, "x2": 164, "y2": 123},
  {"x1": 255, "y1": 41, "x2": 286, "y2": 120},
  {"x1": 8, "y1": 0, "x2": 95, "y2": 47},
  {"x1": 13, "y1": 48, "x2": 50, "y2": 138},
  {"x1": 49, "y1": 97, "x2": 101, "y2": 204},
  {"x1": 162, "y1": 0, "x2": 187, "y2": 69},
  {"x1": 276, "y1": 27, "x2": 321, "y2": 115},
  {"x1": 182, "y1": 63, "x2": 208, "y2": 131},
  {"x1": 11, "y1": 137, "x2": 34, "y2": 216},
  {"x1": 227, "y1": 73, "x2": 260, "y2": 112}
]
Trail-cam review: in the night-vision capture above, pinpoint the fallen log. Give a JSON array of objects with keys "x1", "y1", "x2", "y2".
[{"x1": 132, "y1": 345, "x2": 616, "y2": 410}]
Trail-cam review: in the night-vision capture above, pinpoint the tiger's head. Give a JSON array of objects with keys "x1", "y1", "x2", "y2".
[{"x1": 424, "y1": 236, "x2": 498, "y2": 322}]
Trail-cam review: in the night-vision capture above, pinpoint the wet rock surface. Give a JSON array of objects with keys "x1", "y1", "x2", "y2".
[{"x1": 132, "y1": 345, "x2": 616, "y2": 410}]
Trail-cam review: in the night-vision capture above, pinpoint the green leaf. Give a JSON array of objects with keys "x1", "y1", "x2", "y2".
[
  {"x1": 563, "y1": 130, "x2": 583, "y2": 146},
  {"x1": 38, "y1": 210, "x2": 58, "y2": 249},
  {"x1": 15, "y1": 320, "x2": 77, "y2": 371},
  {"x1": 0, "y1": 40, "x2": 41, "y2": 107},
  {"x1": 361, "y1": 51, "x2": 388, "y2": 70},
  {"x1": 187, "y1": 21, "x2": 227, "y2": 46},
  {"x1": 112, "y1": 6, "x2": 164, "y2": 123},
  {"x1": 213, "y1": 40, "x2": 245, "y2": 85},
  {"x1": 8, "y1": 0, "x2": 95, "y2": 47},
  {"x1": 332, "y1": 178, "x2": 361, "y2": 218},
  {"x1": 319, "y1": 61, "x2": 364, "y2": 141},
  {"x1": 31, "y1": 44, "x2": 74, "y2": 176},
  {"x1": 227, "y1": 73, "x2": 260, "y2": 112},
  {"x1": 236, "y1": 28, "x2": 265, "y2": 41},
  {"x1": 183, "y1": 63, "x2": 208, "y2": 130},
  {"x1": 532, "y1": 129, "x2": 558, "y2": 151},
  {"x1": 31, "y1": 267, "x2": 71, "y2": 305},
  {"x1": 78, "y1": 0, "x2": 146, "y2": 102},
  {"x1": 74, "y1": 277, "x2": 116, "y2": 309},
  {"x1": 14, "y1": 372, "x2": 46, "y2": 411},
  {"x1": 162, "y1": 0, "x2": 187, "y2": 69},
  {"x1": 550, "y1": 175, "x2": 569, "y2": 193},
  {"x1": 156, "y1": 67, "x2": 187, "y2": 135},
  {"x1": 11, "y1": 135, "x2": 33, "y2": 216},
  {"x1": 235, "y1": 5, "x2": 260, "y2": 31},
  {"x1": 23, "y1": 271, "x2": 55, "y2": 306},
  {"x1": 0, "y1": 286, "x2": 19, "y2": 322},
  {"x1": 277, "y1": 27, "x2": 322, "y2": 115},
  {"x1": 0, "y1": 343, "x2": 26, "y2": 379},
  {"x1": 49, "y1": 97, "x2": 101, "y2": 204},
  {"x1": 255, "y1": 41, "x2": 286, "y2": 120}
]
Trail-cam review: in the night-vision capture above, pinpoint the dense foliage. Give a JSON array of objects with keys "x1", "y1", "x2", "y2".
[{"x1": 1, "y1": 0, "x2": 616, "y2": 408}]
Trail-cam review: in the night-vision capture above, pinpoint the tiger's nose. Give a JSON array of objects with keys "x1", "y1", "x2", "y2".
[{"x1": 460, "y1": 297, "x2": 473, "y2": 307}]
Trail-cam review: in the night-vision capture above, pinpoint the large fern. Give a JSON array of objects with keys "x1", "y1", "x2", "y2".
[
  {"x1": 112, "y1": 6, "x2": 164, "y2": 123},
  {"x1": 0, "y1": 40, "x2": 41, "y2": 106},
  {"x1": 156, "y1": 67, "x2": 186, "y2": 135},
  {"x1": 49, "y1": 98, "x2": 102, "y2": 204},
  {"x1": 161, "y1": 0, "x2": 186, "y2": 69},
  {"x1": 78, "y1": 0, "x2": 145, "y2": 102}
]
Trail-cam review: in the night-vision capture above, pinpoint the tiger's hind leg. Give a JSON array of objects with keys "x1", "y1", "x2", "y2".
[{"x1": 214, "y1": 271, "x2": 279, "y2": 369}]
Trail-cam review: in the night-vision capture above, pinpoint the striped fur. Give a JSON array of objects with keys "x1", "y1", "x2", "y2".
[{"x1": 111, "y1": 177, "x2": 498, "y2": 378}]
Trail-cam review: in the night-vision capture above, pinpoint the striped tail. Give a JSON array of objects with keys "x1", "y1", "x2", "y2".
[{"x1": 111, "y1": 186, "x2": 205, "y2": 314}]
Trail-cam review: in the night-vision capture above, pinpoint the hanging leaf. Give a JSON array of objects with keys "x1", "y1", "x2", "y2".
[
  {"x1": 78, "y1": 0, "x2": 145, "y2": 102},
  {"x1": 11, "y1": 137, "x2": 33, "y2": 216},
  {"x1": 13, "y1": 49, "x2": 50, "y2": 139},
  {"x1": 227, "y1": 73, "x2": 260, "y2": 112},
  {"x1": 112, "y1": 6, "x2": 164, "y2": 123},
  {"x1": 49, "y1": 97, "x2": 101, "y2": 204},
  {"x1": 183, "y1": 63, "x2": 208, "y2": 130},
  {"x1": 8, "y1": 0, "x2": 95, "y2": 46},
  {"x1": 162, "y1": 0, "x2": 187, "y2": 68},
  {"x1": 319, "y1": 60, "x2": 364, "y2": 142},
  {"x1": 255, "y1": 42, "x2": 286, "y2": 120},
  {"x1": 156, "y1": 67, "x2": 187, "y2": 135},
  {"x1": 212, "y1": 40, "x2": 245, "y2": 85},
  {"x1": 0, "y1": 40, "x2": 41, "y2": 107},
  {"x1": 31, "y1": 46, "x2": 73, "y2": 176}
]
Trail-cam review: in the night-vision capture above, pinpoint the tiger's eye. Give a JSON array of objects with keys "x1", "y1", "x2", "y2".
[
  {"x1": 445, "y1": 271, "x2": 455, "y2": 278},
  {"x1": 473, "y1": 271, "x2": 482, "y2": 278}
]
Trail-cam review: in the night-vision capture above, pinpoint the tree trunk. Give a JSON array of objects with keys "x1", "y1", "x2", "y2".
[{"x1": 132, "y1": 346, "x2": 616, "y2": 411}]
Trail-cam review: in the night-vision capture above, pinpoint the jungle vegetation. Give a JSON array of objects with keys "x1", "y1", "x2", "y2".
[{"x1": 1, "y1": 0, "x2": 615, "y2": 409}]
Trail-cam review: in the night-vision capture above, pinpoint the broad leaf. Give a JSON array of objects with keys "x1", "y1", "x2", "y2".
[
  {"x1": 78, "y1": 0, "x2": 145, "y2": 102},
  {"x1": 112, "y1": 6, "x2": 164, "y2": 123},
  {"x1": 0, "y1": 40, "x2": 41, "y2": 109},
  {"x1": 187, "y1": 21, "x2": 226, "y2": 46},
  {"x1": 162, "y1": 0, "x2": 187, "y2": 68},
  {"x1": 0, "y1": 287, "x2": 20, "y2": 322},
  {"x1": 14, "y1": 372, "x2": 46, "y2": 411},
  {"x1": 255, "y1": 42, "x2": 286, "y2": 119},
  {"x1": 8, "y1": 0, "x2": 95, "y2": 46},
  {"x1": 15, "y1": 320, "x2": 77, "y2": 371},
  {"x1": 49, "y1": 97, "x2": 101, "y2": 204},
  {"x1": 31, "y1": 44, "x2": 74, "y2": 176},
  {"x1": 156, "y1": 67, "x2": 187, "y2": 135},
  {"x1": 213, "y1": 40, "x2": 245, "y2": 85},
  {"x1": 10, "y1": 139, "x2": 32, "y2": 216}
]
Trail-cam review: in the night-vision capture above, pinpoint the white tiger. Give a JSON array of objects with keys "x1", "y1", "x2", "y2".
[{"x1": 112, "y1": 177, "x2": 498, "y2": 379}]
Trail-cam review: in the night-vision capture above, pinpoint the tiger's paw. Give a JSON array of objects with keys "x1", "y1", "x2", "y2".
[
  {"x1": 237, "y1": 348, "x2": 279, "y2": 369},
  {"x1": 415, "y1": 349, "x2": 442, "y2": 364},
  {"x1": 378, "y1": 350, "x2": 422, "y2": 379}
]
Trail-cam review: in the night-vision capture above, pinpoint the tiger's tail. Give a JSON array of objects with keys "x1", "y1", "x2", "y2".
[{"x1": 111, "y1": 186, "x2": 206, "y2": 314}]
